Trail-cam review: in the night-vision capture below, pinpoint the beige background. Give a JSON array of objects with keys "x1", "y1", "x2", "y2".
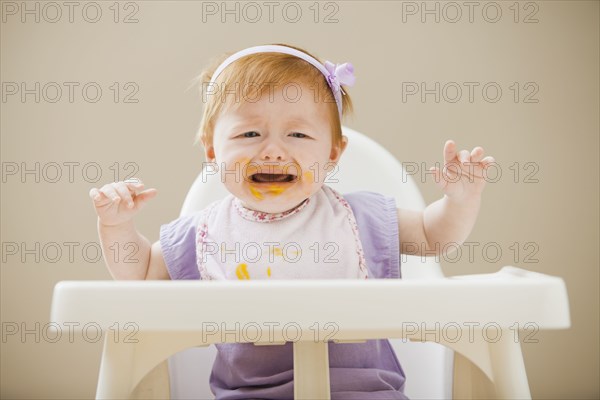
[{"x1": 1, "y1": 0, "x2": 598, "y2": 398}]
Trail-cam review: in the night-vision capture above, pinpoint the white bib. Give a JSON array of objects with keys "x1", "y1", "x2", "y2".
[{"x1": 195, "y1": 185, "x2": 368, "y2": 280}]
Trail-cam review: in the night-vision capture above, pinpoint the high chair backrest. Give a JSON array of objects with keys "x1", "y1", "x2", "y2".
[{"x1": 170, "y1": 126, "x2": 453, "y2": 399}]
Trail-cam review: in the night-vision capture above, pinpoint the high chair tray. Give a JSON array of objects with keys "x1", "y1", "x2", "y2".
[
  {"x1": 50, "y1": 266, "x2": 570, "y2": 338},
  {"x1": 49, "y1": 266, "x2": 571, "y2": 400}
]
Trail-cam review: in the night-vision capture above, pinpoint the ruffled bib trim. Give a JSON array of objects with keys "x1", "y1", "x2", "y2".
[{"x1": 233, "y1": 196, "x2": 310, "y2": 223}]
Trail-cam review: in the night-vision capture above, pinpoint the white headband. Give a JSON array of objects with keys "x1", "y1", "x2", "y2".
[{"x1": 208, "y1": 44, "x2": 356, "y2": 117}]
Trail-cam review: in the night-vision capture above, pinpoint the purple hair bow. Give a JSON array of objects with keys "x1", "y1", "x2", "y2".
[{"x1": 324, "y1": 61, "x2": 356, "y2": 95}]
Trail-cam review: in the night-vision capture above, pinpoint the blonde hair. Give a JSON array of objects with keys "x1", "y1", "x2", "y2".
[{"x1": 191, "y1": 43, "x2": 354, "y2": 151}]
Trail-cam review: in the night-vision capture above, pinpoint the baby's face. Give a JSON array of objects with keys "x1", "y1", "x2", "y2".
[{"x1": 207, "y1": 83, "x2": 345, "y2": 213}]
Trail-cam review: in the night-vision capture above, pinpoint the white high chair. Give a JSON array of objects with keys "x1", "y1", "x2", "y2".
[{"x1": 50, "y1": 126, "x2": 571, "y2": 400}]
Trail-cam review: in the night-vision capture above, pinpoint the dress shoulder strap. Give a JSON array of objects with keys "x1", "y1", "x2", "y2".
[{"x1": 343, "y1": 191, "x2": 401, "y2": 279}]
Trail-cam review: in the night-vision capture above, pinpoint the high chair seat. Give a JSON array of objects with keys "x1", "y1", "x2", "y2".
[{"x1": 50, "y1": 126, "x2": 571, "y2": 399}]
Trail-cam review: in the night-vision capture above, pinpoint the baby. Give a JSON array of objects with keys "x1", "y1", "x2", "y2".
[{"x1": 89, "y1": 43, "x2": 494, "y2": 399}]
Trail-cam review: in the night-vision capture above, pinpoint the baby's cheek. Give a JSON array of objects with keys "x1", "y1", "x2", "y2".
[
  {"x1": 237, "y1": 157, "x2": 254, "y2": 177},
  {"x1": 301, "y1": 171, "x2": 315, "y2": 196}
]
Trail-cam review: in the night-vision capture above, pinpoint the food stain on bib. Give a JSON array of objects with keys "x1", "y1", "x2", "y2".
[
  {"x1": 271, "y1": 247, "x2": 299, "y2": 258},
  {"x1": 236, "y1": 263, "x2": 250, "y2": 280}
]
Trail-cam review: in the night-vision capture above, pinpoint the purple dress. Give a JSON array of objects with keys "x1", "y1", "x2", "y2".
[{"x1": 160, "y1": 191, "x2": 408, "y2": 399}]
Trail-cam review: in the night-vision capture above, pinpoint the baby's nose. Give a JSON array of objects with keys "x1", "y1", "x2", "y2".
[{"x1": 260, "y1": 141, "x2": 288, "y2": 161}]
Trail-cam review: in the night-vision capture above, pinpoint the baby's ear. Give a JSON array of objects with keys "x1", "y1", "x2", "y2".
[
  {"x1": 329, "y1": 135, "x2": 348, "y2": 163},
  {"x1": 202, "y1": 140, "x2": 216, "y2": 162},
  {"x1": 205, "y1": 148, "x2": 216, "y2": 162}
]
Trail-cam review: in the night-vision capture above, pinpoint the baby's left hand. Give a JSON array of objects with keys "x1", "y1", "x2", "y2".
[{"x1": 429, "y1": 140, "x2": 495, "y2": 200}]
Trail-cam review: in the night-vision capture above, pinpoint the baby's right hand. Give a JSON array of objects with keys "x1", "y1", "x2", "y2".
[{"x1": 89, "y1": 178, "x2": 158, "y2": 227}]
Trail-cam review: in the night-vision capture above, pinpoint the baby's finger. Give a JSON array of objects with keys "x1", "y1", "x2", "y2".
[
  {"x1": 480, "y1": 156, "x2": 496, "y2": 166},
  {"x1": 124, "y1": 180, "x2": 145, "y2": 194},
  {"x1": 458, "y1": 149, "x2": 470, "y2": 164},
  {"x1": 132, "y1": 188, "x2": 158, "y2": 209},
  {"x1": 470, "y1": 147, "x2": 484, "y2": 163},
  {"x1": 443, "y1": 140, "x2": 457, "y2": 164},
  {"x1": 124, "y1": 178, "x2": 145, "y2": 191},
  {"x1": 113, "y1": 182, "x2": 135, "y2": 208},
  {"x1": 89, "y1": 187, "x2": 110, "y2": 205},
  {"x1": 89, "y1": 187, "x2": 101, "y2": 201},
  {"x1": 99, "y1": 184, "x2": 121, "y2": 203},
  {"x1": 124, "y1": 177, "x2": 142, "y2": 185}
]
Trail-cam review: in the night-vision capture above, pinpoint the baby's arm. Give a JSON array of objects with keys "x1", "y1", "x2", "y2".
[
  {"x1": 399, "y1": 140, "x2": 494, "y2": 256},
  {"x1": 89, "y1": 179, "x2": 169, "y2": 280}
]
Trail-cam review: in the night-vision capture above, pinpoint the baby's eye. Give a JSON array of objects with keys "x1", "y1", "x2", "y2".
[
  {"x1": 240, "y1": 131, "x2": 259, "y2": 138},
  {"x1": 290, "y1": 132, "x2": 308, "y2": 138}
]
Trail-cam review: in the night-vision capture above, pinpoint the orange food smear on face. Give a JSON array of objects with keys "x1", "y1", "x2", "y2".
[
  {"x1": 267, "y1": 185, "x2": 285, "y2": 195},
  {"x1": 237, "y1": 157, "x2": 251, "y2": 166},
  {"x1": 303, "y1": 171, "x2": 314, "y2": 181},
  {"x1": 302, "y1": 171, "x2": 314, "y2": 195},
  {"x1": 249, "y1": 184, "x2": 286, "y2": 199},
  {"x1": 249, "y1": 185, "x2": 264, "y2": 200},
  {"x1": 242, "y1": 159, "x2": 257, "y2": 177},
  {"x1": 236, "y1": 263, "x2": 250, "y2": 280}
]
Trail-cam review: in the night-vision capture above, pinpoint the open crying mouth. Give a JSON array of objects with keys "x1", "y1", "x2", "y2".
[{"x1": 251, "y1": 173, "x2": 297, "y2": 183}]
